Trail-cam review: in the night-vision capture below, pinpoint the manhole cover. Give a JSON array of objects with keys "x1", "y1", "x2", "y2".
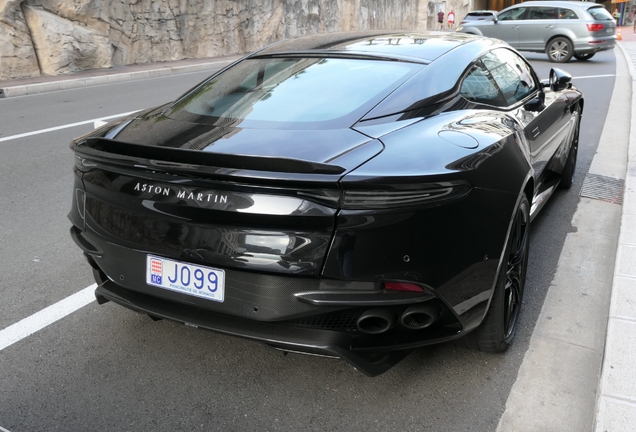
[{"x1": 580, "y1": 173, "x2": 624, "y2": 205}]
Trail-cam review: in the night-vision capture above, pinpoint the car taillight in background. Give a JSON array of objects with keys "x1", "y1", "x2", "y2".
[{"x1": 587, "y1": 23, "x2": 605, "y2": 32}]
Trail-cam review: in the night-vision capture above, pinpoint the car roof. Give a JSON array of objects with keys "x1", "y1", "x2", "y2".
[
  {"x1": 253, "y1": 31, "x2": 490, "y2": 63},
  {"x1": 239, "y1": 31, "x2": 510, "y2": 120}
]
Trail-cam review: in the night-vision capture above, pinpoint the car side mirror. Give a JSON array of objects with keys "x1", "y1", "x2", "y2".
[
  {"x1": 524, "y1": 92, "x2": 545, "y2": 112},
  {"x1": 549, "y1": 68, "x2": 572, "y2": 91},
  {"x1": 493, "y1": 16, "x2": 498, "y2": 23}
]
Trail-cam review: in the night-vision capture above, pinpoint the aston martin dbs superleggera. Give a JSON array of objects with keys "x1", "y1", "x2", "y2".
[{"x1": 69, "y1": 31, "x2": 583, "y2": 376}]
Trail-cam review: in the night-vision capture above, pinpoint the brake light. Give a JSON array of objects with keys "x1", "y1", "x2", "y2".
[
  {"x1": 384, "y1": 282, "x2": 425, "y2": 292},
  {"x1": 587, "y1": 23, "x2": 605, "y2": 32}
]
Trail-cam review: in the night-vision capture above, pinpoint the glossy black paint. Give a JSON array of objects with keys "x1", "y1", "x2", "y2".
[{"x1": 69, "y1": 31, "x2": 584, "y2": 375}]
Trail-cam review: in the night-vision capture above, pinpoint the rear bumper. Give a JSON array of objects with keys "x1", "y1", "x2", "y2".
[
  {"x1": 574, "y1": 37, "x2": 616, "y2": 54},
  {"x1": 95, "y1": 277, "x2": 417, "y2": 376},
  {"x1": 75, "y1": 225, "x2": 465, "y2": 376},
  {"x1": 94, "y1": 272, "x2": 468, "y2": 376}
]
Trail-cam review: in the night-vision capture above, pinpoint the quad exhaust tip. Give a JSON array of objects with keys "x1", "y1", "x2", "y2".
[
  {"x1": 400, "y1": 304, "x2": 441, "y2": 330},
  {"x1": 356, "y1": 304, "x2": 442, "y2": 334},
  {"x1": 357, "y1": 308, "x2": 397, "y2": 334}
]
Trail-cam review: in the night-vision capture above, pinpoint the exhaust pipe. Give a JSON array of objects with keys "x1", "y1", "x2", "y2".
[
  {"x1": 357, "y1": 308, "x2": 397, "y2": 334},
  {"x1": 400, "y1": 304, "x2": 441, "y2": 330}
]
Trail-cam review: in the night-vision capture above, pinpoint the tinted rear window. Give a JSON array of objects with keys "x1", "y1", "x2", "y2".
[
  {"x1": 464, "y1": 12, "x2": 495, "y2": 20},
  {"x1": 588, "y1": 6, "x2": 613, "y2": 20},
  {"x1": 167, "y1": 58, "x2": 422, "y2": 129}
]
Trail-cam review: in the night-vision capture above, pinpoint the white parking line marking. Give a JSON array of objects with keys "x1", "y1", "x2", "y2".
[
  {"x1": 0, "y1": 425, "x2": 11, "y2": 432},
  {"x1": 0, "y1": 111, "x2": 139, "y2": 143},
  {"x1": 574, "y1": 74, "x2": 616, "y2": 79},
  {"x1": 0, "y1": 284, "x2": 97, "y2": 352}
]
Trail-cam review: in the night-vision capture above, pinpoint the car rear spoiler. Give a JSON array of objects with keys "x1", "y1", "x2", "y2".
[{"x1": 72, "y1": 137, "x2": 346, "y2": 175}]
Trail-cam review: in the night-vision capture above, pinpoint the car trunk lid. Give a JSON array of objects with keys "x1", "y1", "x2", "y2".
[{"x1": 73, "y1": 116, "x2": 383, "y2": 276}]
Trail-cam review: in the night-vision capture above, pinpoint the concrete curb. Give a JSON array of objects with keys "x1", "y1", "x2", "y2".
[
  {"x1": 594, "y1": 41, "x2": 636, "y2": 432},
  {"x1": 0, "y1": 59, "x2": 236, "y2": 99}
]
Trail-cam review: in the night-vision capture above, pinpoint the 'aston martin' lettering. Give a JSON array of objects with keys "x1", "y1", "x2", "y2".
[
  {"x1": 133, "y1": 182, "x2": 228, "y2": 205},
  {"x1": 134, "y1": 182, "x2": 170, "y2": 196}
]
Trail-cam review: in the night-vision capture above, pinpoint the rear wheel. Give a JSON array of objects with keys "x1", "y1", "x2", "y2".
[
  {"x1": 458, "y1": 195, "x2": 530, "y2": 352},
  {"x1": 574, "y1": 52, "x2": 595, "y2": 61},
  {"x1": 547, "y1": 37, "x2": 573, "y2": 63}
]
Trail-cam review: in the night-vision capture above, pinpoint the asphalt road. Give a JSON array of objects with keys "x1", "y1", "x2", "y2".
[{"x1": 0, "y1": 50, "x2": 617, "y2": 432}]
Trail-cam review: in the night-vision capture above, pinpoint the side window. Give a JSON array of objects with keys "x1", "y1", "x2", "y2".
[
  {"x1": 459, "y1": 63, "x2": 506, "y2": 106},
  {"x1": 528, "y1": 7, "x2": 558, "y2": 20},
  {"x1": 481, "y1": 49, "x2": 538, "y2": 106},
  {"x1": 558, "y1": 8, "x2": 578, "y2": 19},
  {"x1": 498, "y1": 7, "x2": 527, "y2": 21}
]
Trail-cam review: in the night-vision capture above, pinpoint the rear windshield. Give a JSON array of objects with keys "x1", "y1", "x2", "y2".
[
  {"x1": 464, "y1": 12, "x2": 495, "y2": 20},
  {"x1": 588, "y1": 6, "x2": 613, "y2": 20},
  {"x1": 167, "y1": 57, "x2": 422, "y2": 129}
]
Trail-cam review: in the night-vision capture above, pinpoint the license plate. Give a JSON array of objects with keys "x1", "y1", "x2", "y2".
[{"x1": 146, "y1": 255, "x2": 225, "y2": 302}]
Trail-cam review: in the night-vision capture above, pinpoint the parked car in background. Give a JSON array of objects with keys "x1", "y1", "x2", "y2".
[
  {"x1": 69, "y1": 31, "x2": 583, "y2": 376},
  {"x1": 457, "y1": 1, "x2": 616, "y2": 62},
  {"x1": 459, "y1": 10, "x2": 498, "y2": 25}
]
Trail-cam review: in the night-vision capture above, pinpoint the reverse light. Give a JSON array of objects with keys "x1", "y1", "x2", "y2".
[
  {"x1": 384, "y1": 282, "x2": 425, "y2": 292},
  {"x1": 587, "y1": 23, "x2": 605, "y2": 32}
]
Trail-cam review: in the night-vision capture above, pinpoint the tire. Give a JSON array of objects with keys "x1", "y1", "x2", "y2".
[
  {"x1": 546, "y1": 37, "x2": 574, "y2": 63},
  {"x1": 457, "y1": 195, "x2": 530, "y2": 352},
  {"x1": 559, "y1": 108, "x2": 580, "y2": 189},
  {"x1": 574, "y1": 52, "x2": 595, "y2": 61}
]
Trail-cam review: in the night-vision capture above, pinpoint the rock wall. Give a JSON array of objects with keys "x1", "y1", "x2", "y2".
[{"x1": 0, "y1": 0, "x2": 470, "y2": 80}]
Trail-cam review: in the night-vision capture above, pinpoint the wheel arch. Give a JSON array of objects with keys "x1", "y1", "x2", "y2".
[{"x1": 545, "y1": 32, "x2": 575, "y2": 48}]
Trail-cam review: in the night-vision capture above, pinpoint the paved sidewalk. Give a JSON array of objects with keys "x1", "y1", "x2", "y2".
[
  {"x1": 497, "y1": 34, "x2": 631, "y2": 431},
  {"x1": 594, "y1": 27, "x2": 636, "y2": 432}
]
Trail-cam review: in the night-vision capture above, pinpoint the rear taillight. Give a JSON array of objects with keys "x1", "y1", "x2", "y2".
[
  {"x1": 74, "y1": 154, "x2": 97, "y2": 172},
  {"x1": 384, "y1": 282, "x2": 425, "y2": 292},
  {"x1": 342, "y1": 183, "x2": 470, "y2": 210},
  {"x1": 587, "y1": 23, "x2": 605, "y2": 32}
]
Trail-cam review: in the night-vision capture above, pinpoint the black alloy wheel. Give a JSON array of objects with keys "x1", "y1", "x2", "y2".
[
  {"x1": 547, "y1": 37, "x2": 574, "y2": 63},
  {"x1": 559, "y1": 109, "x2": 580, "y2": 189},
  {"x1": 501, "y1": 197, "x2": 530, "y2": 343},
  {"x1": 574, "y1": 53, "x2": 595, "y2": 61},
  {"x1": 457, "y1": 195, "x2": 530, "y2": 352}
]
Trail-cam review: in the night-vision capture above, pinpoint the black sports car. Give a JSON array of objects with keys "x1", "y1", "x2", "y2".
[{"x1": 69, "y1": 31, "x2": 582, "y2": 376}]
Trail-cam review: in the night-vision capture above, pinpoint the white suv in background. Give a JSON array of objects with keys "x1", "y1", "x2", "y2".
[{"x1": 457, "y1": 1, "x2": 616, "y2": 62}]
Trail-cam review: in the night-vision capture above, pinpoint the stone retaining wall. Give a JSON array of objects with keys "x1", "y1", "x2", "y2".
[{"x1": 0, "y1": 0, "x2": 469, "y2": 80}]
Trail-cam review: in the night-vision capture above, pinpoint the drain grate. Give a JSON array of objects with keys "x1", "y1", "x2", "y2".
[{"x1": 580, "y1": 173, "x2": 624, "y2": 205}]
